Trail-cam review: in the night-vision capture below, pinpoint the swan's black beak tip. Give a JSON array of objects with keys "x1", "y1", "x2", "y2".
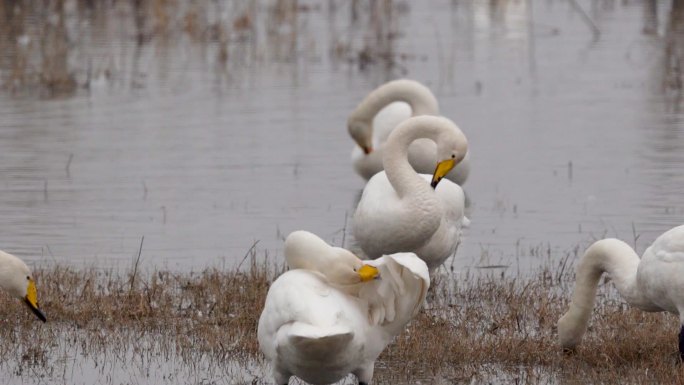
[
  {"x1": 24, "y1": 298, "x2": 47, "y2": 323},
  {"x1": 430, "y1": 179, "x2": 439, "y2": 189}
]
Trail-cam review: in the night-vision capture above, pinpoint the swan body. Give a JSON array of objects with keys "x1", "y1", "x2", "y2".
[
  {"x1": 258, "y1": 231, "x2": 429, "y2": 385},
  {"x1": 0, "y1": 250, "x2": 47, "y2": 322},
  {"x1": 352, "y1": 115, "x2": 468, "y2": 271},
  {"x1": 348, "y1": 79, "x2": 470, "y2": 185},
  {"x1": 558, "y1": 225, "x2": 684, "y2": 357}
]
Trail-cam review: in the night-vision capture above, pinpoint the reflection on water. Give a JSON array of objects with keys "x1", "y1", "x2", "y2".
[{"x1": 0, "y1": 0, "x2": 683, "y2": 273}]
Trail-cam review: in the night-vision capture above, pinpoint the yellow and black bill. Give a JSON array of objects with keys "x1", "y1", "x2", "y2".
[
  {"x1": 430, "y1": 158, "x2": 456, "y2": 188},
  {"x1": 24, "y1": 279, "x2": 47, "y2": 322}
]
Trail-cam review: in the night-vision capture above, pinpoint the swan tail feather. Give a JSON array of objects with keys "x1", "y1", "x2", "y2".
[{"x1": 285, "y1": 323, "x2": 354, "y2": 356}]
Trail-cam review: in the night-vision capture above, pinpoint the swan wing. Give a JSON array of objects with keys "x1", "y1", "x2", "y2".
[
  {"x1": 353, "y1": 172, "x2": 408, "y2": 258},
  {"x1": 258, "y1": 270, "x2": 353, "y2": 360},
  {"x1": 358, "y1": 253, "x2": 430, "y2": 327},
  {"x1": 351, "y1": 102, "x2": 411, "y2": 181},
  {"x1": 373, "y1": 101, "x2": 412, "y2": 144},
  {"x1": 356, "y1": 172, "x2": 401, "y2": 209},
  {"x1": 643, "y1": 225, "x2": 684, "y2": 263},
  {"x1": 418, "y1": 174, "x2": 466, "y2": 222},
  {"x1": 280, "y1": 322, "x2": 354, "y2": 359}
]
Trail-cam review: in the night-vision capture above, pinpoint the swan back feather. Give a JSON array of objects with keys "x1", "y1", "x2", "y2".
[{"x1": 258, "y1": 232, "x2": 430, "y2": 385}]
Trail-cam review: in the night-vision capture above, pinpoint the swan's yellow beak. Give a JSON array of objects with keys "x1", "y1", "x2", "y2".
[
  {"x1": 431, "y1": 158, "x2": 456, "y2": 188},
  {"x1": 24, "y1": 279, "x2": 47, "y2": 322},
  {"x1": 358, "y1": 265, "x2": 380, "y2": 282}
]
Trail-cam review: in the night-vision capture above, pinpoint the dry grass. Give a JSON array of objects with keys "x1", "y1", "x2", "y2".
[
  {"x1": 0, "y1": 253, "x2": 283, "y2": 383},
  {"x1": 0, "y1": 248, "x2": 683, "y2": 384},
  {"x1": 384, "y1": 268, "x2": 684, "y2": 384}
]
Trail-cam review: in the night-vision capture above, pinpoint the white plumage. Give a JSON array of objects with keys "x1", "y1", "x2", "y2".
[
  {"x1": 0, "y1": 250, "x2": 47, "y2": 322},
  {"x1": 258, "y1": 231, "x2": 429, "y2": 385},
  {"x1": 352, "y1": 115, "x2": 469, "y2": 272},
  {"x1": 348, "y1": 79, "x2": 470, "y2": 185},
  {"x1": 558, "y1": 224, "x2": 684, "y2": 357}
]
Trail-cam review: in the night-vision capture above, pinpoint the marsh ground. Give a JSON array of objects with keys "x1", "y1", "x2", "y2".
[{"x1": 2, "y1": 250, "x2": 683, "y2": 384}]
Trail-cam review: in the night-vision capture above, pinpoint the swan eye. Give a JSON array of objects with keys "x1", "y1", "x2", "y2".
[
  {"x1": 451, "y1": 154, "x2": 456, "y2": 159},
  {"x1": 26, "y1": 276, "x2": 30, "y2": 280}
]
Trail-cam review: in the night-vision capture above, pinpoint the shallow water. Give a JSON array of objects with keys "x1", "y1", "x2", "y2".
[
  {"x1": 1, "y1": 0, "x2": 684, "y2": 382},
  {"x1": 1, "y1": 0, "x2": 683, "y2": 272}
]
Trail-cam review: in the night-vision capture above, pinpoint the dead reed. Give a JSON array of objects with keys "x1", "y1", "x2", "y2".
[
  {"x1": 0, "y1": 246, "x2": 682, "y2": 384},
  {"x1": 0, "y1": 0, "x2": 410, "y2": 95}
]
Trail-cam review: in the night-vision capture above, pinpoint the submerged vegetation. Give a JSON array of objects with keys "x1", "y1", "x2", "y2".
[
  {"x1": 1, "y1": 246, "x2": 682, "y2": 384},
  {"x1": 0, "y1": 0, "x2": 408, "y2": 96}
]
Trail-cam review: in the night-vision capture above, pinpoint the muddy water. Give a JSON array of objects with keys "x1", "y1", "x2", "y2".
[{"x1": 1, "y1": 0, "x2": 684, "y2": 383}]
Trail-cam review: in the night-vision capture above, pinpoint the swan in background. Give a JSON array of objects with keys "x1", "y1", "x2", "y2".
[
  {"x1": 352, "y1": 115, "x2": 468, "y2": 272},
  {"x1": 258, "y1": 231, "x2": 430, "y2": 385},
  {"x1": 558, "y1": 225, "x2": 684, "y2": 358},
  {"x1": 0, "y1": 250, "x2": 47, "y2": 322},
  {"x1": 348, "y1": 79, "x2": 470, "y2": 185}
]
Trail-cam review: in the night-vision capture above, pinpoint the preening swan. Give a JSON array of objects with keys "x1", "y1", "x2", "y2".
[
  {"x1": 352, "y1": 115, "x2": 468, "y2": 271},
  {"x1": 558, "y1": 225, "x2": 684, "y2": 357},
  {"x1": 0, "y1": 250, "x2": 47, "y2": 322},
  {"x1": 258, "y1": 231, "x2": 430, "y2": 385},
  {"x1": 348, "y1": 79, "x2": 470, "y2": 185}
]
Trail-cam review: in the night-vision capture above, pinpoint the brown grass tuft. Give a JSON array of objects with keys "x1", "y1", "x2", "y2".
[{"x1": 0, "y1": 251, "x2": 683, "y2": 384}]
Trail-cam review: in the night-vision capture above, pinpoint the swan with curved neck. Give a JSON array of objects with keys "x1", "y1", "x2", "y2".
[
  {"x1": 348, "y1": 79, "x2": 470, "y2": 185},
  {"x1": 258, "y1": 231, "x2": 430, "y2": 385},
  {"x1": 558, "y1": 225, "x2": 684, "y2": 357},
  {"x1": 284, "y1": 230, "x2": 379, "y2": 295},
  {"x1": 0, "y1": 250, "x2": 47, "y2": 322},
  {"x1": 352, "y1": 115, "x2": 468, "y2": 271}
]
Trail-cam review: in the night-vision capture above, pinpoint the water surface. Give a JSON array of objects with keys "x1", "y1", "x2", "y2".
[
  {"x1": 2, "y1": 0, "x2": 684, "y2": 383},
  {"x1": 2, "y1": 1, "x2": 682, "y2": 272}
]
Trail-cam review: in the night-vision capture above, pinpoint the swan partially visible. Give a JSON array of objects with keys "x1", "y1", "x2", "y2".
[
  {"x1": 352, "y1": 115, "x2": 468, "y2": 271},
  {"x1": 348, "y1": 79, "x2": 470, "y2": 185},
  {"x1": 258, "y1": 231, "x2": 429, "y2": 385},
  {"x1": 0, "y1": 250, "x2": 47, "y2": 322},
  {"x1": 558, "y1": 225, "x2": 684, "y2": 357}
]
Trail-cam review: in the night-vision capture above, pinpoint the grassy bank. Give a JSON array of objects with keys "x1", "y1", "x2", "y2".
[{"x1": 0, "y1": 253, "x2": 681, "y2": 384}]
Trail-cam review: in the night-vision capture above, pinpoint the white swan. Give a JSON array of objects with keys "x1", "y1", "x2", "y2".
[
  {"x1": 348, "y1": 79, "x2": 470, "y2": 185},
  {"x1": 352, "y1": 115, "x2": 468, "y2": 271},
  {"x1": 0, "y1": 250, "x2": 47, "y2": 322},
  {"x1": 558, "y1": 225, "x2": 684, "y2": 357},
  {"x1": 258, "y1": 231, "x2": 430, "y2": 385}
]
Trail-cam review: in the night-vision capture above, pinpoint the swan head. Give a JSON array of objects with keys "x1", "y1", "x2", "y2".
[
  {"x1": 327, "y1": 248, "x2": 380, "y2": 286},
  {"x1": 430, "y1": 121, "x2": 468, "y2": 188},
  {"x1": 284, "y1": 231, "x2": 379, "y2": 285},
  {"x1": 0, "y1": 252, "x2": 47, "y2": 322},
  {"x1": 348, "y1": 119, "x2": 373, "y2": 154}
]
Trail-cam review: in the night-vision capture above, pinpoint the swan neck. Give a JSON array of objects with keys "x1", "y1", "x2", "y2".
[
  {"x1": 558, "y1": 239, "x2": 649, "y2": 349},
  {"x1": 577, "y1": 239, "x2": 646, "y2": 306},
  {"x1": 284, "y1": 232, "x2": 331, "y2": 272},
  {"x1": 352, "y1": 80, "x2": 439, "y2": 123},
  {"x1": 382, "y1": 118, "x2": 441, "y2": 198}
]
